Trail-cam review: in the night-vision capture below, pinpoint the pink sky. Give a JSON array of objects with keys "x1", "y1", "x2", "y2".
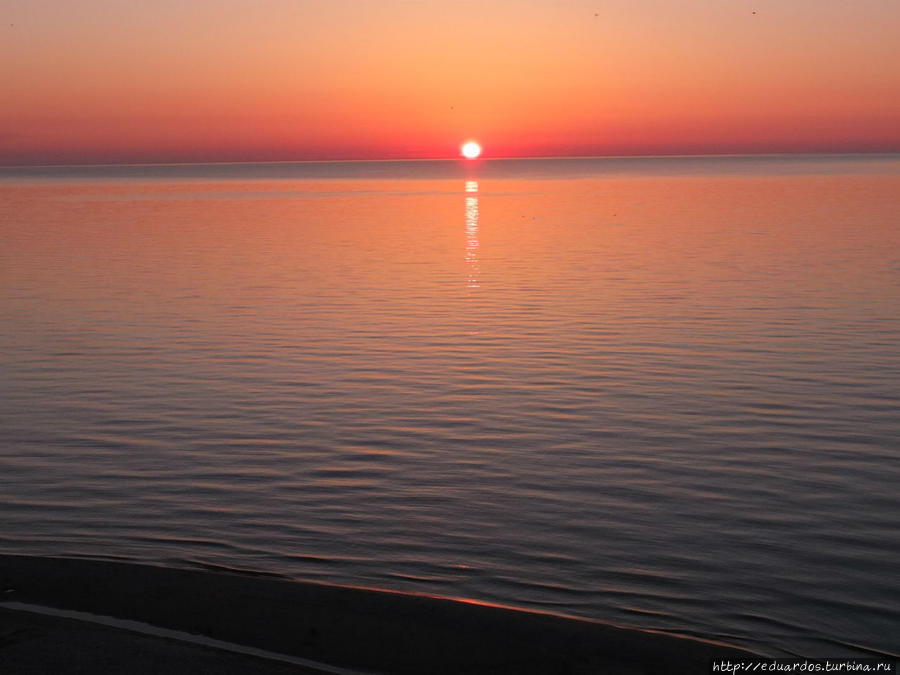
[{"x1": 2, "y1": 0, "x2": 899, "y2": 164}]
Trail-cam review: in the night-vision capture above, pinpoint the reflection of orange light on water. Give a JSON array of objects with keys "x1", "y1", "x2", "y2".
[{"x1": 465, "y1": 180, "x2": 480, "y2": 288}]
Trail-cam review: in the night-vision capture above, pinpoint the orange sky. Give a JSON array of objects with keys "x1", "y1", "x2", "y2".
[{"x1": 3, "y1": 0, "x2": 899, "y2": 165}]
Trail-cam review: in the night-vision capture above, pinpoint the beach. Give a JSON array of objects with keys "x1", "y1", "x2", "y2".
[{"x1": 1, "y1": 554, "x2": 758, "y2": 674}]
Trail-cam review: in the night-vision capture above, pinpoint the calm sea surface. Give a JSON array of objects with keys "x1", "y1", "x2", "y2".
[{"x1": 1, "y1": 155, "x2": 898, "y2": 658}]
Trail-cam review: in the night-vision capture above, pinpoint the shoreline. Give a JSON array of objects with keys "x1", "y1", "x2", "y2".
[{"x1": 0, "y1": 553, "x2": 757, "y2": 674}]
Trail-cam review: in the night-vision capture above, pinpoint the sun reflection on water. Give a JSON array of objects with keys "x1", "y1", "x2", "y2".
[{"x1": 465, "y1": 180, "x2": 479, "y2": 288}]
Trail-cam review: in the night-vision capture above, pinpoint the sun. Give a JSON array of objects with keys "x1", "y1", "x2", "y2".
[{"x1": 461, "y1": 141, "x2": 482, "y2": 159}]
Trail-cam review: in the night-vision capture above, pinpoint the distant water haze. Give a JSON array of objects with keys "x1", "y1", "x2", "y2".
[{"x1": 1, "y1": 155, "x2": 898, "y2": 658}]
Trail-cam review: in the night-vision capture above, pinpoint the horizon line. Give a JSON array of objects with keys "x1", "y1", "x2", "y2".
[{"x1": 2, "y1": 149, "x2": 899, "y2": 171}]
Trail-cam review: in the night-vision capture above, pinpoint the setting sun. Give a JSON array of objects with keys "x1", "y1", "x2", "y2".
[{"x1": 461, "y1": 141, "x2": 482, "y2": 159}]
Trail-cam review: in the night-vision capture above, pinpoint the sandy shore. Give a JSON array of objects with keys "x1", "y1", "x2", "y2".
[{"x1": 0, "y1": 554, "x2": 757, "y2": 674}]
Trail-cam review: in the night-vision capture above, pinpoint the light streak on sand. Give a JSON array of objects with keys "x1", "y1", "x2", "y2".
[{"x1": 2, "y1": 602, "x2": 379, "y2": 675}]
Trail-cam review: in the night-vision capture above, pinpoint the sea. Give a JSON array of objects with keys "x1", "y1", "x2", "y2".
[{"x1": 1, "y1": 154, "x2": 898, "y2": 658}]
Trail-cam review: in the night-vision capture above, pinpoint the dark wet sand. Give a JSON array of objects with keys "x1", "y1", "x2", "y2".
[{"x1": 0, "y1": 554, "x2": 757, "y2": 674}]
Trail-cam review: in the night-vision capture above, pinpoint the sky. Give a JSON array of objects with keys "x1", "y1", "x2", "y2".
[{"x1": 2, "y1": 0, "x2": 900, "y2": 165}]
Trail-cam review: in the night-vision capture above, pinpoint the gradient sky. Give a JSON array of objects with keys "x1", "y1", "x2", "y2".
[{"x1": 3, "y1": 0, "x2": 900, "y2": 164}]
